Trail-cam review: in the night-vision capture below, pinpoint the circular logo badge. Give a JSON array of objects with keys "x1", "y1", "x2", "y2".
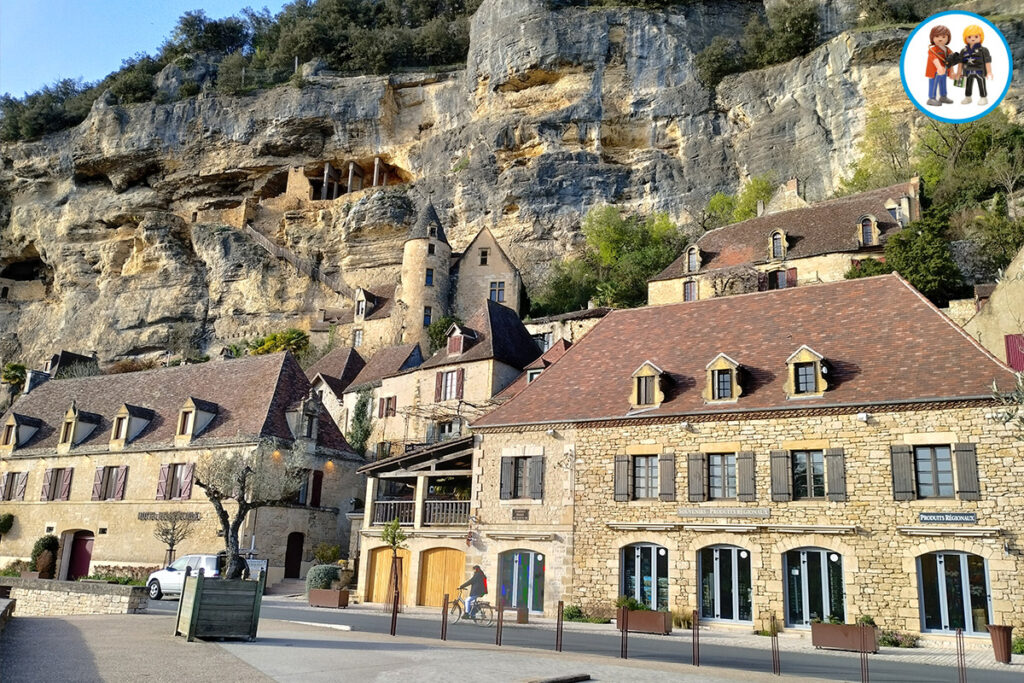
[{"x1": 900, "y1": 11, "x2": 1013, "y2": 123}]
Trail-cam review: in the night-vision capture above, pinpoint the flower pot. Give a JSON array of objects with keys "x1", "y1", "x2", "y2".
[
  {"x1": 174, "y1": 569, "x2": 266, "y2": 642},
  {"x1": 616, "y1": 607, "x2": 672, "y2": 635},
  {"x1": 309, "y1": 588, "x2": 349, "y2": 608},
  {"x1": 811, "y1": 622, "x2": 878, "y2": 653},
  {"x1": 987, "y1": 624, "x2": 1012, "y2": 664}
]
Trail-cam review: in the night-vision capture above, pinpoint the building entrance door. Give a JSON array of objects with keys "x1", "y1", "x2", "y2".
[
  {"x1": 68, "y1": 531, "x2": 94, "y2": 581},
  {"x1": 784, "y1": 548, "x2": 845, "y2": 626},
  {"x1": 918, "y1": 552, "x2": 990, "y2": 634},
  {"x1": 621, "y1": 544, "x2": 668, "y2": 611},
  {"x1": 284, "y1": 532, "x2": 304, "y2": 579},
  {"x1": 699, "y1": 545, "x2": 752, "y2": 622},
  {"x1": 499, "y1": 549, "x2": 545, "y2": 613}
]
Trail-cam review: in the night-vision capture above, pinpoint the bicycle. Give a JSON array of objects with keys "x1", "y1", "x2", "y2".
[{"x1": 447, "y1": 588, "x2": 495, "y2": 627}]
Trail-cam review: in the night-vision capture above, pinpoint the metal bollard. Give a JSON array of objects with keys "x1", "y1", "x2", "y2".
[
  {"x1": 692, "y1": 609, "x2": 700, "y2": 666},
  {"x1": 770, "y1": 615, "x2": 781, "y2": 676},
  {"x1": 441, "y1": 593, "x2": 449, "y2": 641},
  {"x1": 620, "y1": 608, "x2": 629, "y2": 659},
  {"x1": 956, "y1": 628, "x2": 967, "y2": 683},
  {"x1": 555, "y1": 600, "x2": 564, "y2": 652},
  {"x1": 859, "y1": 623, "x2": 869, "y2": 683},
  {"x1": 495, "y1": 596, "x2": 504, "y2": 646},
  {"x1": 390, "y1": 586, "x2": 399, "y2": 637}
]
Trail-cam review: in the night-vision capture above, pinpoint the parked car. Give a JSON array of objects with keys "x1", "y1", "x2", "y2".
[{"x1": 147, "y1": 554, "x2": 248, "y2": 600}]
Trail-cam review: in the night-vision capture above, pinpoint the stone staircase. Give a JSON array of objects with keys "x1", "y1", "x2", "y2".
[
  {"x1": 241, "y1": 223, "x2": 351, "y2": 297},
  {"x1": 264, "y1": 577, "x2": 306, "y2": 596}
]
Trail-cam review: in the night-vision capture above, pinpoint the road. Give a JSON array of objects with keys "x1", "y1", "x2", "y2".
[{"x1": 149, "y1": 599, "x2": 1017, "y2": 683}]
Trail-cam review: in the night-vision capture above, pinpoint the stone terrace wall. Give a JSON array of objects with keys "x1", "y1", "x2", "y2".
[{"x1": 0, "y1": 577, "x2": 147, "y2": 616}]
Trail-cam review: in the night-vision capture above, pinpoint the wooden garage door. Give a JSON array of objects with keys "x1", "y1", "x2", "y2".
[
  {"x1": 366, "y1": 547, "x2": 410, "y2": 604},
  {"x1": 418, "y1": 548, "x2": 466, "y2": 607}
]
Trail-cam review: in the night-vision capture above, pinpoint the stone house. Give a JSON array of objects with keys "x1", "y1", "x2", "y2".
[
  {"x1": 963, "y1": 243, "x2": 1024, "y2": 370},
  {"x1": 335, "y1": 343, "x2": 425, "y2": 441},
  {"x1": 470, "y1": 275, "x2": 1023, "y2": 640},
  {"x1": 0, "y1": 353, "x2": 365, "y2": 586},
  {"x1": 647, "y1": 180, "x2": 921, "y2": 305},
  {"x1": 524, "y1": 307, "x2": 610, "y2": 352},
  {"x1": 306, "y1": 347, "x2": 366, "y2": 427}
]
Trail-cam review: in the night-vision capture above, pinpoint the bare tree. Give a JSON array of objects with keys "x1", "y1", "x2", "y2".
[
  {"x1": 153, "y1": 512, "x2": 197, "y2": 565},
  {"x1": 989, "y1": 148, "x2": 1024, "y2": 219},
  {"x1": 193, "y1": 443, "x2": 308, "y2": 579},
  {"x1": 709, "y1": 265, "x2": 761, "y2": 298}
]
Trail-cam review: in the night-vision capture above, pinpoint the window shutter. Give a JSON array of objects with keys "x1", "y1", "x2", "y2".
[
  {"x1": 378, "y1": 398, "x2": 385, "y2": 418},
  {"x1": 890, "y1": 445, "x2": 915, "y2": 501},
  {"x1": 60, "y1": 469, "x2": 73, "y2": 501},
  {"x1": 311, "y1": 470, "x2": 324, "y2": 507},
  {"x1": 16, "y1": 472, "x2": 28, "y2": 501},
  {"x1": 156, "y1": 464, "x2": 170, "y2": 500},
  {"x1": 529, "y1": 456, "x2": 544, "y2": 500},
  {"x1": 434, "y1": 372, "x2": 443, "y2": 402},
  {"x1": 115, "y1": 466, "x2": 128, "y2": 500},
  {"x1": 0, "y1": 473, "x2": 7, "y2": 498},
  {"x1": 614, "y1": 455, "x2": 630, "y2": 502},
  {"x1": 757, "y1": 272, "x2": 768, "y2": 291},
  {"x1": 786, "y1": 268, "x2": 798, "y2": 288},
  {"x1": 770, "y1": 450, "x2": 792, "y2": 502},
  {"x1": 180, "y1": 463, "x2": 195, "y2": 500},
  {"x1": 737, "y1": 451, "x2": 756, "y2": 502},
  {"x1": 954, "y1": 443, "x2": 980, "y2": 501},
  {"x1": 1005, "y1": 334, "x2": 1024, "y2": 371},
  {"x1": 499, "y1": 457, "x2": 514, "y2": 500},
  {"x1": 91, "y1": 467, "x2": 104, "y2": 501},
  {"x1": 41, "y1": 468, "x2": 53, "y2": 501},
  {"x1": 825, "y1": 448, "x2": 847, "y2": 502},
  {"x1": 659, "y1": 453, "x2": 676, "y2": 501},
  {"x1": 456, "y1": 368, "x2": 465, "y2": 399},
  {"x1": 687, "y1": 452, "x2": 706, "y2": 502}
]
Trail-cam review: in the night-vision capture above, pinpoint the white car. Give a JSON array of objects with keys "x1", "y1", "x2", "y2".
[{"x1": 146, "y1": 554, "x2": 226, "y2": 600}]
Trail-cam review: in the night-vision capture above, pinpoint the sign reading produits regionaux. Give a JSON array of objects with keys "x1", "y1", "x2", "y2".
[{"x1": 918, "y1": 512, "x2": 978, "y2": 524}]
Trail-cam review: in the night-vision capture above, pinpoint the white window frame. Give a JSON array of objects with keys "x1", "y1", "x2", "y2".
[{"x1": 441, "y1": 370, "x2": 459, "y2": 400}]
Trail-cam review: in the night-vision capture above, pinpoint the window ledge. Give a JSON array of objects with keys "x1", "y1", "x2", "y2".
[{"x1": 897, "y1": 526, "x2": 1001, "y2": 537}]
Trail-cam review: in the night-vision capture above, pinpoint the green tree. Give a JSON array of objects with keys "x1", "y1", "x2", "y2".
[
  {"x1": 695, "y1": 36, "x2": 742, "y2": 88},
  {"x1": 427, "y1": 315, "x2": 462, "y2": 353},
  {"x1": 732, "y1": 173, "x2": 778, "y2": 222},
  {"x1": 1, "y1": 363, "x2": 27, "y2": 396},
  {"x1": 884, "y1": 216, "x2": 965, "y2": 306},
  {"x1": 762, "y1": 0, "x2": 819, "y2": 66},
  {"x1": 705, "y1": 192, "x2": 737, "y2": 229},
  {"x1": 346, "y1": 389, "x2": 374, "y2": 457},
  {"x1": 971, "y1": 208, "x2": 1024, "y2": 277},
  {"x1": 839, "y1": 107, "x2": 912, "y2": 195},
  {"x1": 248, "y1": 328, "x2": 310, "y2": 355},
  {"x1": 530, "y1": 258, "x2": 599, "y2": 318},
  {"x1": 844, "y1": 258, "x2": 894, "y2": 279},
  {"x1": 216, "y1": 51, "x2": 249, "y2": 95}
]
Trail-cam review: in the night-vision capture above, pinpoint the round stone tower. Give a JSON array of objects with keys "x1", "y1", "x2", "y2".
[{"x1": 398, "y1": 202, "x2": 452, "y2": 347}]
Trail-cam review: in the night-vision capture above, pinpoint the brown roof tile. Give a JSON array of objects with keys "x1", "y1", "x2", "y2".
[
  {"x1": 304, "y1": 347, "x2": 365, "y2": 388},
  {"x1": 473, "y1": 275, "x2": 1015, "y2": 427},
  {"x1": 345, "y1": 343, "x2": 423, "y2": 392},
  {"x1": 420, "y1": 299, "x2": 541, "y2": 371},
  {"x1": 494, "y1": 339, "x2": 573, "y2": 401}
]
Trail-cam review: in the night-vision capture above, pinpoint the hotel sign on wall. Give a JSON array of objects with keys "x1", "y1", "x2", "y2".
[
  {"x1": 918, "y1": 512, "x2": 977, "y2": 524},
  {"x1": 137, "y1": 512, "x2": 202, "y2": 521}
]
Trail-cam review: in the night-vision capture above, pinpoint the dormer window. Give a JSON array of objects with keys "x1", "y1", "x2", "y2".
[
  {"x1": 60, "y1": 420, "x2": 74, "y2": 444},
  {"x1": 178, "y1": 411, "x2": 194, "y2": 436},
  {"x1": 110, "y1": 404, "x2": 152, "y2": 447},
  {"x1": 770, "y1": 231, "x2": 786, "y2": 260},
  {"x1": 356, "y1": 300, "x2": 366, "y2": 317},
  {"x1": 686, "y1": 247, "x2": 700, "y2": 273},
  {"x1": 527, "y1": 369, "x2": 542, "y2": 383},
  {"x1": 704, "y1": 353, "x2": 741, "y2": 403},
  {"x1": 304, "y1": 414, "x2": 316, "y2": 438},
  {"x1": 429, "y1": 225, "x2": 437, "y2": 238},
  {"x1": 113, "y1": 417, "x2": 128, "y2": 440},
  {"x1": 448, "y1": 334, "x2": 464, "y2": 354},
  {"x1": 2, "y1": 424, "x2": 13, "y2": 446},
  {"x1": 858, "y1": 216, "x2": 878, "y2": 247},
  {"x1": 630, "y1": 361, "x2": 665, "y2": 409},
  {"x1": 56, "y1": 403, "x2": 100, "y2": 451},
  {"x1": 2, "y1": 414, "x2": 41, "y2": 451},
  {"x1": 175, "y1": 398, "x2": 218, "y2": 443},
  {"x1": 785, "y1": 346, "x2": 828, "y2": 399}
]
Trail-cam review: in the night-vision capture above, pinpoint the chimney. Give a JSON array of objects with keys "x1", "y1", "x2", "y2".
[
  {"x1": 786, "y1": 177, "x2": 799, "y2": 194},
  {"x1": 900, "y1": 196, "x2": 911, "y2": 226},
  {"x1": 756, "y1": 200, "x2": 765, "y2": 217},
  {"x1": 23, "y1": 370, "x2": 50, "y2": 395}
]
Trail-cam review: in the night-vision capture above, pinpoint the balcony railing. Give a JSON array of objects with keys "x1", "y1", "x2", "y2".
[
  {"x1": 372, "y1": 500, "x2": 415, "y2": 526},
  {"x1": 423, "y1": 500, "x2": 470, "y2": 526}
]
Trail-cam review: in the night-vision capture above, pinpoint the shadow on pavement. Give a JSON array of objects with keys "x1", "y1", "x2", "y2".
[{"x1": 0, "y1": 616, "x2": 103, "y2": 683}]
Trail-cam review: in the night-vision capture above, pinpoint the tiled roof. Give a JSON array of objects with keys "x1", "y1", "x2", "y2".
[
  {"x1": 1, "y1": 353, "x2": 355, "y2": 455},
  {"x1": 651, "y1": 182, "x2": 917, "y2": 281},
  {"x1": 493, "y1": 339, "x2": 572, "y2": 401},
  {"x1": 345, "y1": 343, "x2": 423, "y2": 393},
  {"x1": 406, "y1": 201, "x2": 448, "y2": 245},
  {"x1": 364, "y1": 284, "x2": 396, "y2": 321},
  {"x1": 304, "y1": 347, "x2": 365, "y2": 388},
  {"x1": 473, "y1": 275, "x2": 1015, "y2": 428},
  {"x1": 420, "y1": 299, "x2": 541, "y2": 371},
  {"x1": 526, "y1": 307, "x2": 612, "y2": 325}
]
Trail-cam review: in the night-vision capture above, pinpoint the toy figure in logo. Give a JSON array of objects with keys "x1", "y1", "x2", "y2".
[
  {"x1": 925, "y1": 25, "x2": 953, "y2": 106},
  {"x1": 949, "y1": 24, "x2": 993, "y2": 106}
]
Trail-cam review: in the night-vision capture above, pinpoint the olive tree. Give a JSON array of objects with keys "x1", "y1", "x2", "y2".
[{"x1": 193, "y1": 443, "x2": 308, "y2": 579}]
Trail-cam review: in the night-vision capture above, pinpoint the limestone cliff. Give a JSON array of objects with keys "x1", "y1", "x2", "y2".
[{"x1": 0, "y1": 0, "x2": 1021, "y2": 369}]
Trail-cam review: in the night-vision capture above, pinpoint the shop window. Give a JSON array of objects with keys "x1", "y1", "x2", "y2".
[
  {"x1": 499, "y1": 549, "x2": 545, "y2": 613},
  {"x1": 699, "y1": 545, "x2": 752, "y2": 622},
  {"x1": 784, "y1": 548, "x2": 845, "y2": 627},
  {"x1": 622, "y1": 544, "x2": 668, "y2": 611},
  {"x1": 918, "y1": 552, "x2": 990, "y2": 635}
]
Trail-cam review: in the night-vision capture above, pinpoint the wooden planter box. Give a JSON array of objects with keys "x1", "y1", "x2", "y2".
[
  {"x1": 811, "y1": 623, "x2": 878, "y2": 653},
  {"x1": 616, "y1": 607, "x2": 672, "y2": 635},
  {"x1": 309, "y1": 588, "x2": 349, "y2": 608},
  {"x1": 174, "y1": 568, "x2": 266, "y2": 642}
]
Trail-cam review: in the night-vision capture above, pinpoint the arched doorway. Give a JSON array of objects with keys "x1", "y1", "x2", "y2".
[
  {"x1": 621, "y1": 543, "x2": 668, "y2": 611},
  {"x1": 918, "y1": 551, "x2": 990, "y2": 634},
  {"x1": 784, "y1": 548, "x2": 845, "y2": 627},
  {"x1": 699, "y1": 545, "x2": 752, "y2": 622},
  {"x1": 499, "y1": 549, "x2": 545, "y2": 613},
  {"x1": 284, "y1": 532, "x2": 304, "y2": 579},
  {"x1": 68, "y1": 531, "x2": 94, "y2": 581},
  {"x1": 418, "y1": 547, "x2": 465, "y2": 607},
  {"x1": 366, "y1": 546, "x2": 410, "y2": 604}
]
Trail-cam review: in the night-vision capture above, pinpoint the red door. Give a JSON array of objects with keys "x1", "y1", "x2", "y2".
[{"x1": 69, "y1": 531, "x2": 94, "y2": 581}]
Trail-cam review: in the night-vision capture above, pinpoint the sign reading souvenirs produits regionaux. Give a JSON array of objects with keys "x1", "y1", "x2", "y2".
[
  {"x1": 137, "y1": 511, "x2": 202, "y2": 522},
  {"x1": 676, "y1": 507, "x2": 771, "y2": 519},
  {"x1": 918, "y1": 512, "x2": 978, "y2": 524}
]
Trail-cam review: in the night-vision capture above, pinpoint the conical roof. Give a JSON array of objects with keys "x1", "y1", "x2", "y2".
[{"x1": 407, "y1": 201, "x2": 448, "y2": 245}]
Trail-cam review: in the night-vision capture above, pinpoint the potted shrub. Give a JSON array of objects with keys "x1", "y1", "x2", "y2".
[
  {"x1": 811, "y1": 615, "x2": 878, "y2": 653},
  {"x1": 307, "y1": 564, "x2": 349, "y2": 608},
  {"x1": 615, "y1": 596, "x2": 672, "y2": 635}
]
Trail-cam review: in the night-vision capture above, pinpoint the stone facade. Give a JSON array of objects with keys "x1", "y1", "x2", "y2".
[
  {"x1": 963, "y1": 245, "x2": 1024, "y2": 368},
  {"x1": 452, "y1": 228, "x2": 522, "y2": 320},
  {"x1": 0, "y1": 577, "x2": 148, "y2": 616}
]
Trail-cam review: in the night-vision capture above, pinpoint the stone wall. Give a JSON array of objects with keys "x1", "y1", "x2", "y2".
[
  {"x1": 964, "y1": 247, "x2": 1024, "y2": 366},
  {"x1": 0, "y1": 577, "x2": 147, "y2": 616},
  {"x1": 452, "y1": 229, "x2": 522, "y2": 320}
]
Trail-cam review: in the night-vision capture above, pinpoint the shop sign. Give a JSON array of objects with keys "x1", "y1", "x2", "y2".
[
  {"x1": 137, "y1": 511, "x2": 201, "y2": 521},
  {"x1": 511, "y1": 509, "x2": 529, "y2": 521},
  {"x1": 919, "y1": 512, "x2": 977, "y2": 524},
  {"x1": 676, "y1": 507, "x2": 771, "y2": 519}
]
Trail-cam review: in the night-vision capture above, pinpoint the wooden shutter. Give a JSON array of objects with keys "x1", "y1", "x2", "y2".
[
  {"x1": 455, "y1": 368, "x2": 465, "y2": 399},
  {"x1": 434, "y1": 372, "x2": 443, "y2": 401},
  {"x1": 0, "y1": 473, "x2": 7, "y2": 499},
  {"x1": 737, "y1": 451, "x2": 756, "y2": 502},
  {"x1": 954, "y1": 443, "x2": 980, "y2": 501},
  {"x1": 786, "y1": 268, "x2": 798, "y2": 288},
  {"x1": 825, "y1": 448, "x2": 847, "y2": 502},
  {"x1": 770, "y1": 450, "x2": 792, "y2": 502},
  {"x1": 1005, "y1": 334, "x2": 1024, "y2": 371},
  {"x1": 40, "y1": 468, "x2": 53, "y2": 501},
  {"x1": 180, "y1": 463, "x2": 195, "y2": 500},
  {"x1": 16, "y1": 472, "x2": 28, "y2": 501},
  {"x1": 614, "y1": 455, "x2": 630, "y2": 502},
  {"x1": 378, "y1": 398, "x2": 385, "y2": 418},
  {"x1": 687, "y1": 452, "x2": 706, "y2": 502},
  {"x1": 156, "y1": 464, "x2": 170, "y2": 500},
  {"x1": 311, "y1": 470, "x2": 324, "y2": 507},
  {"x1": 91, "y1": 467, "x2": 104, "y2": 501},
  {"x1": 499, "y1": 457, "x2": 514, "y2": 500},
  {"x1": 59, "y1": 468, "x2": 73, "y2": 501},
  {"x1": 757, "y1": 272, "x2": 768, "y2": 291},
  {"x1": 529, "y1": 456, "x2": 544, "y2": 500},
  {"x1": 115, "y1": 466, "x2": 128, "y2": 500},
  {"x1": 890, "y1": 445, "x2": 915, "y2": 501},
  {"x1": 658, "y1": 453, "x2": 676, "y2": 502}
]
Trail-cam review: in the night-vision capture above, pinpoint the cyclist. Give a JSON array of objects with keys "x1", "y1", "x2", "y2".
[{"x1": 458, "y1": 565, "x2": 487, "y2": 619}]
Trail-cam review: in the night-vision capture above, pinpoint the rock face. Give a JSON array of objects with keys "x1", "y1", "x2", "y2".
[{"x1": 0, "y1": 0, "x2": 1021, "y2": 367}]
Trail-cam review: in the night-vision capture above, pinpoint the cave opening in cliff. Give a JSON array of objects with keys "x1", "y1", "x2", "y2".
[
  {"x1": 306, "y1": 157, "x2": 410, "y2": 200},
  {"x1": 1, "y1": 248, "x2": 52, "y2": 283}
]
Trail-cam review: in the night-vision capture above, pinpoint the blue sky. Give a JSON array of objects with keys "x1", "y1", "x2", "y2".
[{"x1": 0, "y1": 1, "x2": 287, "y2": 97}]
